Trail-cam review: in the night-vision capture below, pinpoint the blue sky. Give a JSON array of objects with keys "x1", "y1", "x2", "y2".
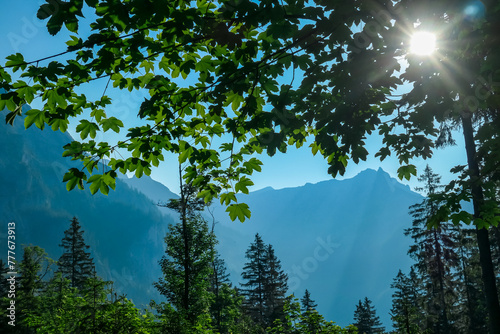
[{"x1": 0, "y1": 2, "x2": 468, "y2": 195}]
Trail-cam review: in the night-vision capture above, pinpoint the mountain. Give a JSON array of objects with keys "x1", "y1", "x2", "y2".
[
  {"x1": 0, "y1": 114, "x2": 423, "y2": 328},
  {"x1": 209, "y1": 168, "x2": 422, "y2": 328},
  {"x1": 0, "y1": 117, "x2": 175, "y2": 308},
  {"x1": 123, "y1": 168, "x2": 423, "y2": 327}
]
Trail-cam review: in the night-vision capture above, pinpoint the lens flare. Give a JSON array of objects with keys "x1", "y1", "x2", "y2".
[
  {"x1": 464, "y1": 1, "x2": 486, "y2": 21},
  {"x1": 410, "y1": 32, "x2": 436, "y2": 56}
]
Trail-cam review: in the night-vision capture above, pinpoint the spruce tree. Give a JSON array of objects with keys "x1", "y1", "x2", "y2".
[
  {"x1": 301, "y1": 289, "x2": 320, "y2": 334},
  {"x1": 57, "y1": 217, "x2": 95, "y2": 290},
  {"x1": 17, "y1": 245, "x2": 52, "y2": 333},
  {"x1": 405, "y1": 166, "x2": 459, "y2": 334},
  {"x1": 454, "y1": 226, "x2": 488, "y2": 334},
  {"x1": 353, "y1": 297, "x2": 385, "y2": 334},
  {"x1": 241, "y1": 233, "x2": 268, "y2": 328},
  {"x1": 301, "y1": 289, "x2": 318, "y2": 313},
  {"x1": 241, "y1": 235, "x2": 288, "y2": 329},
  {"x1": 154, "y1": 182, "x2": 216, "y2": 331},
  {"x1": 263, "y1": 244, "x2": 288, "y2": 326},
  {"x1": 390, "y1": 269, "x2": 423, "y2": 334},
  {"x1": 209, "y1": 252, "x2": 232, "y2": 332}
]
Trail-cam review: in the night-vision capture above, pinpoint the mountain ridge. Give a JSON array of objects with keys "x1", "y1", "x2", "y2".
[{"x1": 0, "y1": 115, "x2": 423, "y2": 328}]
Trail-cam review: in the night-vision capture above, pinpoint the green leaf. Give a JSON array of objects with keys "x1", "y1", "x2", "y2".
[
  {"x1": 243, "y1": 158, "x2": 262, "y2": 174},
  {"x1": 5, "y1": 105, "x2": 23, "y2": 125},
  {"x1": 101, "y1": 117, "x2": 123, "y2": 133},
  {"x1": 5, "y1": 53, "x2": 26, "y2": 71},
  {"x1": 397, "y1": 164, "x2": 417, "y2": 181},
  {"x1": 63, "y1": 168, "x2": 86, "y2": 191},
  {"x1": 226, "y1": 203, "x2": 251, "y2": 222},
  {"x1": 24, "y1": 109, "x2": 46, "y2": 129},
  {"x1": 76, "y1": 120, "x2": 99, "y2": 139},
  {"x1": 220, "y1": 192, "x2": 237, "y2": 206},
  {"x1": 234, "y1": 176, "x2": 254, "y2": 194},
  {"x1": 49, "y1": 118, "x2": 69, "y2": 132}
]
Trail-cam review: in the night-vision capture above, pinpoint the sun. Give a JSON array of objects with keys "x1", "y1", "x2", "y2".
[{"x1": 410, "y1": 32, "x2": 436, "y2": 56}]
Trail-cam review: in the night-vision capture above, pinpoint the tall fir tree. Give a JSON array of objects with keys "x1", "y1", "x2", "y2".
[
  {"x1": 57, "y1": 217, "x2": 95, "y2": 290},
  {"x1": 241, "y1": 234, "x2": 288, "y2": 329},
  {"x1": 209, "y1": 252, "x2": 235, "y2": 332},
  {"x1": 16, "y1": 245, "x2": 52, "y2": 334},
  {"x1": 263, "y1": 244, "x2": 288, "y2": 326},
  {"x1": 453, "y1": 225, "x2": 488, "y2": 334},
  {"x1": 405, "y1": 166, "x2": 459, "y2": 334},
  {"x1": 353, "y1": 297, "x2": 385, "y2": 334},
  {"x1": 154, "y1": 181, "x2": 216, "y2": 332},
  {"x1": 301, "y1": 289, "x2": 318, "y2": 313},
  {"x1": 301, "y1": 289, "x2": 320, "y2": 334},
  {"x1": 390, "y1": 269, "x2": 424, "y2": 334},
  {"x1": 241, "y1": 233, "x2": 268, "y2": 328}
]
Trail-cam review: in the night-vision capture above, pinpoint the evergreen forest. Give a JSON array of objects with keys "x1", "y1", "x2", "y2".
[{"x1": 1, "y1": 0, "x2": 500, "y2": 333}]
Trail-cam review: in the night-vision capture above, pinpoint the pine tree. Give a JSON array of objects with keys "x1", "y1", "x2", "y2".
[
  {"x1": 453, "y1": 225, "x2": 488, "y2": 334},
  {"x1": 154, "y1": 182, "x2": 216, "y2": 331},
  {"x1": 301, "y1": 289, "x2": 318, "y2": 312},
  {"x1": 405, "y1": 166, "x2": 459, "y2": 334},
  {"x1": 241, "y1": 235, "x2": 288, "y2": 329},
  {"x1": 57, "y1": 217, "x2": 95, "y2": 290},
  {"x1": 155, "y1": 215, "x2": 215, "y2": 329},
  {"x1": 390, "y1": 269, "x2": 423, "y2": 334},
  {"x1": 241, "y1": 233, "x2": 268, "y2": 328},
  {"x1": 353, "y1": 297, "x2": 385, "y2": 334},
  {"x1": 17, "y1": 245, "x2": 52, "y2": 333},
  {"x1": 301, "y1": 289, "x2": 320, "y2": 333},
  {"x1": 263, "y1": 244, "x2": 288, "y2": 326},
  {"x1": 209, "y1": 252, "x2": 233, "y2": 332}
]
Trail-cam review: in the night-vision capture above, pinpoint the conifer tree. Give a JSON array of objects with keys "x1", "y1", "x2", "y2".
[
  {"x1": 154, "y1": 181, "x2": 216, "y2": 331},
  {"x1": 353, "y1": 297, "x2": 385, "y2": 334},
  {"x1": 301, "y1": 289, "x2": 318, "y2": 313},
  {"x1": 453, "y1": 226, "x2": 488, "y2": 334},
  {"x1": 263, "y1": 244, "x2": 288, "y2": 326},
  {"x1": 405, "y1": 166, "x2": 459, "y2": 334},
  {"x1": 301, "y1": 289, "x2": 320, "y2": 334},
  {"x1": 241, "y1": 235, "x2": 289, "y2": 329},
  {"x1": 209, "y1": 252, "x2": 234, "y2": 332},
  {"x1": 241, "y1": 233, "x2": 268, "y2": 328},
  {"x1": 390, "y1": 269, "x2": 423, "y2": 334},
  {"x1": 17, "y1": 245, "x2": 52, "y2": 333},
  {"x1": 57, "y1": 217, "x2": 95, "y2": 290}
]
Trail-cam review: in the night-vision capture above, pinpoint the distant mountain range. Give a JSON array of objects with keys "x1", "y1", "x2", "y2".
[{"x1": 0, "y1": 115, "x2": 423, "y2": 328}]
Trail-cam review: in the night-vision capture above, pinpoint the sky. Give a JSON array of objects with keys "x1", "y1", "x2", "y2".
[{"x1": 0, "y1": 2, "x2": 469, "y2": 195}]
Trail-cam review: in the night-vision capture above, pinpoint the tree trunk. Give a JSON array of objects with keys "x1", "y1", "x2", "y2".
[
  {"x1": 179, "y1": 164, "x2": 191, "y2": 323},
  {"x1": 461, "y1": 114, "x2": 500, "y2": 334}
]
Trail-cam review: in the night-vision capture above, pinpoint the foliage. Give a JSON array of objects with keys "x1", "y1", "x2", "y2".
[
  {"x1": 2, "y1": 0, "x2": 500, "y2": 330},
  {"x1": 209, "y1": 253, "x2": 244, "y2": 333},
  {"x1": 1, "y1": 0, "x2": 485, "y2": 222},
  {"x1": 300, "y1": 290, "x2": 320, "y2": 334},
  {"x1": 25, "y1": 273, "x2": 156, "y2": 333},
  {"x1": 15, "y1": 245, "x2": 53, "y2": 333}
]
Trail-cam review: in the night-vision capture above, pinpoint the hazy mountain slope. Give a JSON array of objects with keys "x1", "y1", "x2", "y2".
[
  {"x1": 0, "y1": 118, "x2": 174, "y2": 308},
  {"x1": 129, "y1": 165, "x2": 423, "y2": 327},
  {"x1": 208, "y1": 168, "x2": 423, "y2": 328}
]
